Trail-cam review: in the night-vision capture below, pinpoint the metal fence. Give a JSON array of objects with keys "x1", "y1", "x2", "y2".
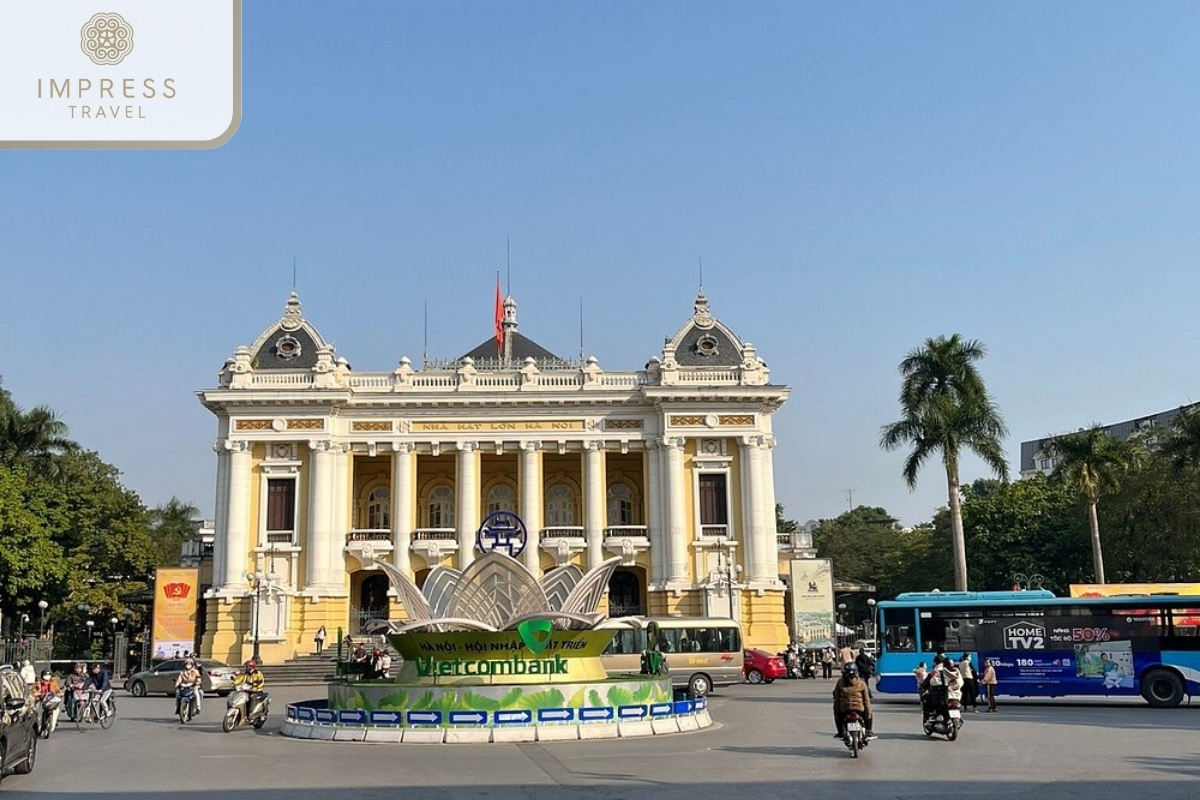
[{"x1": 1, "y1": 638, "x2": 54, "y2": 668}]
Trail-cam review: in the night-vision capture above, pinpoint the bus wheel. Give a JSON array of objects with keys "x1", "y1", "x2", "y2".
[
  {"x1": 1141, "y1": 669, "x2": 1184, "y2": 708},
  {"x1": 688, "y1": 674, "x2": 711, "y2": 697}
]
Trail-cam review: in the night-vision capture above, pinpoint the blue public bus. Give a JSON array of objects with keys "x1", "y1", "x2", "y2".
[{"x1": 874, "y1": 590, "x2": 1200, "y2": 707}]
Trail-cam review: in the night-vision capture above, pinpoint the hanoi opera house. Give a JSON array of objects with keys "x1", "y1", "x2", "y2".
[{"x1": 197, "y1": 290, "x2": 794, "y2": 662}]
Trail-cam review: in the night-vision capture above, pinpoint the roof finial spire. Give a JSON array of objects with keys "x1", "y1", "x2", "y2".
[{"x1": 698, "y1": 255, "x2": 704, "y2": 294}]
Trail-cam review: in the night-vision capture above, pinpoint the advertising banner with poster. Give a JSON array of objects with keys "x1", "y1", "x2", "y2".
[
  {"x1": 789, "y1": 559, "x2": 835, "y2": 643},
  {"x1": 965, "y1": 611, "x2": 1153, "y2": 695},
  {"x1": 152, "y1": 568, "x2": 199, "y2": 659},
  {"x1": 1071, "y1": 583, "x2": 1200, "y2": 626}
]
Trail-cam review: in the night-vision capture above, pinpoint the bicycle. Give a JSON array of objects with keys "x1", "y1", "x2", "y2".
[{"x1": 73, "y1": 689, "x2": 116, "y2": 731}]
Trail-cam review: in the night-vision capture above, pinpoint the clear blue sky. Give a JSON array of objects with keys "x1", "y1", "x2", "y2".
[{"x1": 3, "y1": 1, "x2": 1200, "y2": 526}]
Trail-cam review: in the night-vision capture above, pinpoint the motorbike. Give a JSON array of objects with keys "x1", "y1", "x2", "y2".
[
  {"x1": 222, "y1": 688, "x2": 270, "y2": 733},
  {"x1": 923, "y1": 696, "x2": 963, "y2": 741},
  {"x1": 842, "y1": 711, "x2": 870, "y2": 758},
  {"x1": 176, "y1": 683, "x2": 199, "y2": 724},
  {"x1": 37, "y1": 693, "x2": 62, "y2": 739}
]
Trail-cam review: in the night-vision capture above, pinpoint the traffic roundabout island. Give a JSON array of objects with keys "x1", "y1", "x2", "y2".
[{"x1": 278, "y1": 543, "x2": 715, "y2": 744}]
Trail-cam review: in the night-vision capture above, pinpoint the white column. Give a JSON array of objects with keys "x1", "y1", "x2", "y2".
[
  {"x1": 757, "y1": 436, "x2": 779, "y2": 584},
  {"x1": 663, "y1": 437, "x2": 688, "y2": 584},
  {"x1": 391, "y1": 443, "x2": 414, "y2": 576},
  {"x1": 645, "y1": 441, "x2": 664, "y2": 586},
  {"x1": 328, "y1": 444, "x2": 350, "y2": 591},
  {"x1": 584, "y1": 441, "x2": 606, "y2": 570},
  {"x1": 738, "y1": 437, "x2": 759, "y2": 587},
  {"x1": 456, "y1": 442, "x2": 480, "y2": 569},
  {"x1": 519, "y1": 441, "x2": 543, "y2": 574},
  {"x1": 210, "y1": 440, "x2": 230, "y2": 591},
  {"x1": 306, "y1": 440, "x2": 333, "y2": 590},
  {"x1": 220, "y1": 440, "x2": 252, "y2": 593}
]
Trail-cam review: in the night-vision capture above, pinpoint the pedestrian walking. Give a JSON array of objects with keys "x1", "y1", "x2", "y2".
[
  {"x1": 821, "y1": 646, "x2": 834, "y2": 679},
  {"x1": 19, "y1": 659, "x2": 35, "y2": 686},
  {"x1": 959, "y1": 652, "x2": 978, "y2": 711},
  {"x1": 314, "y1": 625, "x2": 327, "y2": 656},
  {"x1": 839, "y1": 643, "x2": 854, "y2": 665},
  {"x1": 979, "y1": 658, "x2": 998, "y2": 712}
]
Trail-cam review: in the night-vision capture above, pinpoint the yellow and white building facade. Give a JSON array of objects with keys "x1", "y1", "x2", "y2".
[{"x1": 198, "y1": 290, "x2": 791, "y2": 663}]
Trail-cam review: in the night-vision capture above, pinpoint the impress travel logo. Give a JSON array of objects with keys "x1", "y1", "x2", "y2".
[{"x1": 0, "y1": 1, "x2": 241, "y2": 149}]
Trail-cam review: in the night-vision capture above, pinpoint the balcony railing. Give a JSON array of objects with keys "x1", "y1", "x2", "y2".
[
  {"x1": 699, "y1": 525, "x2": 729, "y2": 538},
  {"x1": 347, "y1": 529, "x2": 392, "y2": 543},
  {"x1": 604, "y1": 525, "x2": 649, "y2": 539},
  {"x1": 266, "y1": 531, "x2": 296, "y2": 544},
  {"x1": 412, "y1": 528, "x2": 457, "y2": 541},
  {"x1": 541, "y1": 526, "x2": 585, "y2": 539}
]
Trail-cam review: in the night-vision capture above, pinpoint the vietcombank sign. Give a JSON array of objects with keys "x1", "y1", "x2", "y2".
[{"x1": 390, "y1": 625, "x2": 614, "y2": 685}]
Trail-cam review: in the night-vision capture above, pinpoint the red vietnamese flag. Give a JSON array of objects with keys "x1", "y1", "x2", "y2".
[{"x1": 494, "y1": 274, "x2": 504, "y2": 354}]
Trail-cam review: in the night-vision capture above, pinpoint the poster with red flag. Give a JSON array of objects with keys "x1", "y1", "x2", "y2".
[
  {"x1": 494, "y1": 276, "x2": 505, "y2": 354},
  {"x1": 152, "y1": 567, "x2": 200, "y2": 659}
]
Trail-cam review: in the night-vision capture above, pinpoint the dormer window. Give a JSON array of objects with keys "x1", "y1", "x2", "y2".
[
  {"x1": 275, "y1": 335, "x2": 302, "y2": 360},
  {"x1": 696, "y1": 334, "x2": 719, "y2": 357}
]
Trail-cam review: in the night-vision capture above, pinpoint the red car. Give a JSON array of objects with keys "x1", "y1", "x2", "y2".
[{"x1": 743, "y1": 649, "x2": 787, "y2": 684}]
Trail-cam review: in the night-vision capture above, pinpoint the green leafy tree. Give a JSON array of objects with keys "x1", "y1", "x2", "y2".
[
  {"x1": 1161, "y1": 406, "x2": 1200, "y2": 473},
  {"x1": 880, "y1": 335, "x2": 1009, "y2": 590},
  {"x1": 0, "y1": 468, "x2": 68, "y2": 619},
  {"x1": 1047, "y1": 425, "x2": 1136, "y2": 584},
  {"x1": 775, "y1": 503, "x2": 798, "y2": 533}
]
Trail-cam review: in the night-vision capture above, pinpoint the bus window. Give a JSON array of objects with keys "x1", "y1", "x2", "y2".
[
  {"x1": 602, "y1": 628, "x2": 643, "y2": 656},
  {"x1": 883, "y1": 609, "x2": 915, "y2": 652},
  {"x1": 658, "y1": 629, "x2": 682, "y2": 653}
]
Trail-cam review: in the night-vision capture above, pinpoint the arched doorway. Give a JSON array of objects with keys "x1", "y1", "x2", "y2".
[
  {"x1": 608, "y1": 568, "x2": 645, "y2": 617},
  {"x1": 351, "y1": 573, "x2": 390, "y2": 634}
]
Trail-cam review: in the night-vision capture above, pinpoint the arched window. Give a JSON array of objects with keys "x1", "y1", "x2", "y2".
[
  {"x1": 607, "y1": 483, "x2": 635, "y2": 526},
  {"x1": 486, "y1": 484, "x2": 516, "y2": 514},
  {"x1": 545, "y1": 483, "x2": 576, "y2": 526},
  {"x1": 427, "y1": 485, "x2": 455, "y2": 528},
  {"x1": 367, "y1": 487, "x2": 390, "y2": 530}
]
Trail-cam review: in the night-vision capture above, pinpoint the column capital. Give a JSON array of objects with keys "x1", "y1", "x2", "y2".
[
  {"x1": 585, "y1": 440, "x2": 605, "y2": 453},
  {"x1": 224, "y1": 439, "x2": 252, "y2": 454},
  {"x1": 391, "y1": 442, "x2": 414, "y2": 455},
  {"x1": 739, "y1": 434, "x2": 766, "y2": 449},
  {"x1": 456, "y1": 441, "x2": 478, "y2": 453},
  {"x1": 661, "y1": 436, "x2": 685, "y2": 450},
  {"x1": 520, "y1": 440, "x2": 543, "y2": 453}
]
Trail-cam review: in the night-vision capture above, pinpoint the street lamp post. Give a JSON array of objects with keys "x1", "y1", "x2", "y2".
[
  {"x1": 245, "y1": 548, "x2": 280, "y2": 664},
  {"x1": 866, "y1": 598, "x2": 877, "y2": 643},
  {"x1": 109, "y1": 616, "x2": 119, "y2": 661},
  {"x1": 37, "y1": 600, "x2": 48, "y2": 638},
  {"x1": 837, "y1": 603, "x2": 847, "y2": 645},
  {"x1": 18, "y1": 613, "x2": 29, "y2": 641}
]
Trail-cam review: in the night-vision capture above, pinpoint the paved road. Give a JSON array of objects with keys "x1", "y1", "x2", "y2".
[{"x1": 7, "y1": 678, "x2": 1200, "y2": 799}]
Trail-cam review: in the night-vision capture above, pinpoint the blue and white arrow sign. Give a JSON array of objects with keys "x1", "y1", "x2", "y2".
[
  {"x1": 296, "y1": 706, "x2": 316, "y2": 722},
  {"x1": 286, "y1": 706, "x2": 297, "y2": 721},
  {"x1": 579, "y1": 706, "x2": 614, "y2": 722},
  {"x1": 617, "y1": 705, "x2": 648, "y2": 719},
  {"x1": 695, "y1": 698, "x2": 708, "y2": 711},
  {"x1": 338, "y1": 709, "x2": 367, "y2": 725},
  {"x1": 369, "y1": 710, "x2": 402, "y2": 726},
  {"x1": 493, "y1": 709, "x2": 533, "y2": 725},
  {"x1": 673, "y1": 700, "x2": 695, "y2": 715},
  {"x1": 448, "y1": 711, "x2": 487, "y2": 725},
  {"x1": 537, "y1": 708, "x2": 575, "y2": 723},
  {"x1": 315, "y1": 708, "x2": 338, "y2": 724},
  {"x1": 406, "y1": 710, "x2": 443, "y2": 726},
  {"x1": 649, "y1": 703, "x2": 673, "y2": 717}
]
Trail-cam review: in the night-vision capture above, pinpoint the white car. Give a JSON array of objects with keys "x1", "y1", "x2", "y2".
[{"x1": 850, "y1": 639, "x2": 877, "y2": 654}]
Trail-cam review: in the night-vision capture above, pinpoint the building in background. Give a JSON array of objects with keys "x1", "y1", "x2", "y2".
[
  {"x1": 1020, "y1": 402, "x2": 1200, "y2": 477},
  {"x1": 196, "y1": 290, "x2": 791, "y2": 663}
]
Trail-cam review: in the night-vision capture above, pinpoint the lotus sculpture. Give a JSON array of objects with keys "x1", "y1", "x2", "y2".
[{"x1": 366, "y1": 552, "x2": 623, "y2": 633}]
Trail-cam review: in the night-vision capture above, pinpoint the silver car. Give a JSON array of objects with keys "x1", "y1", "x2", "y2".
[{"x1": 124, "y1": 659, "x2": 237, "y2": 697}]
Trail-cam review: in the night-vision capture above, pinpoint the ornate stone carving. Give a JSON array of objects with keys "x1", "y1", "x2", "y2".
[
  {"x1": 235, "y1": 420, "x2": 271, "y2": 431},
  {"x1": 670, "y1": 415, "x2": 705, "y2": 427},
  {"x1": 352, "y1": 421, "x2": 393, "y2": 432},
  {"x1": 605, "y1": 419, "x2": 644, "y2": 430},
  {"x1": 288, "y1": 419, "x2": 323, "y2": 430},
  {"x1": 719, "y1": 415, "x2": 754, "y2": 426}
]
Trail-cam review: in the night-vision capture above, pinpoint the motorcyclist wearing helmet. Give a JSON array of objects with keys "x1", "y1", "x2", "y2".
[
  {"x1": 33, "y1": 670, "x2": 63, "y2": 734},
  {"x1": 832, "y1": 662, "x2": 875, "y2": 739},
  {"x1": 175, "y1": 657, "x2": 205, "y2": 716},
  {"x1": 922, "y1": 656, "x2": 962, "y2": 720},
  {"x1": 234, "y1": 659, "x2": 265, "y2": 695}
]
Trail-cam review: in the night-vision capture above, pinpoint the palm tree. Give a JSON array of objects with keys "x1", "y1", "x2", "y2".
[
  {"x1": 1046, "y1": 426, "x2": 1135, "y2": 584},
  {"x1": 0, "y1": 383, "x2": 74, "y2": 477},
  {"x1": 1161, "y1": 405, "x2": 1200, "y2": 472},
  {"x1": 148, "y1": 497, "x2": 202, "y2": 567},
  {"x1": 880, "y1": 335, "x2": 1009, "y2": 591}
]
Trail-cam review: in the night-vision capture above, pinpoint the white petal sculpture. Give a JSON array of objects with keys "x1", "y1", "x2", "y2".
[{"x1": 364, "y1": 552, "x2": 624, "y2": 632}]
